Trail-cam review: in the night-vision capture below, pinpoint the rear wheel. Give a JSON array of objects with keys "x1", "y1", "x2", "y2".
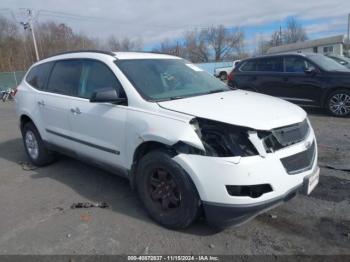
[
  {"x1": 219, "y1": 72, "x2": 227, "y2": 81},
  {"x1": 22, "y1": 122, "x2": 55, "y2": 166},
  {"x1": 326, "y1": 89, "x2": 350, "y2": 117},
  {"x1": 136, "y1": 150, "x2": 200, "y2": 229}
]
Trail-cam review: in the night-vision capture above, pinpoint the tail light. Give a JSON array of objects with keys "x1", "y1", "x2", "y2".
[{"x1": 227, "y1": 71, "x2": 234, "y2": 81}]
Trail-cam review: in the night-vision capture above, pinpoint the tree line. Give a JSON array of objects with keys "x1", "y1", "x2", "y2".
[
  {"x1": 255, "y1": 17, "x2": 308, "y2": 55},
  {"x1": 0, "y1": 15, "x2": 308, "y2": 72}
]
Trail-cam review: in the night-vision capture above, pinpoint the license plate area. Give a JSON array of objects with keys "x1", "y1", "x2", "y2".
[{"x1": 303, "y1": 167, "x2": 320, "y2": 195}]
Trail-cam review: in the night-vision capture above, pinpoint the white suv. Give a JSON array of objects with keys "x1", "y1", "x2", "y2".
[{"x1": 15, "y1": 51, "x2": 320, "y2": 229}]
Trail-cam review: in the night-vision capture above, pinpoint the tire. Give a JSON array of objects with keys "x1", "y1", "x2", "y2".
[
  {"x1": 22, "y1": 122, "x2": 55, "y2": 166},
  {"x1": 136, "y1": 150, "x2": 200, "y2": 229},
  {"x1": 326, "y1": 89, "x2": 350, "y2": 117},
  {"x1": 219, "y1": 72, "x2": 227, "y2": 81}
]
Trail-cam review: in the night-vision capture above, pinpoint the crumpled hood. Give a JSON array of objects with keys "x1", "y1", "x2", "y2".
[{"x1": 158, "y1": 90, "x2": 307, "y2": 130}]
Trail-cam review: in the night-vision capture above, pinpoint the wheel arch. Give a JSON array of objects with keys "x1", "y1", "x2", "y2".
[
  {"x1": 129, "y1": 139, "x2": 202, "y2": 196},
  {"x1": 129, "y1": 140, "x2": 174, "y2": 189},
  {"x1": 322, "y1": 87, "x2": 350, "y2": 106},
  {"x1": 20, "y1": 114, "x2": 36, "y2": 132}
]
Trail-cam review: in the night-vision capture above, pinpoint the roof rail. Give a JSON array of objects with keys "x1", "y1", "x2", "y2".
[{"x1": 44, "y1": 49, "x2": 116, "y2": 59}]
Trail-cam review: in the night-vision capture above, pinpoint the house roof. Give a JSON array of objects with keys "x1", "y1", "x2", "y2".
[{"x1": 267, "y1": 35, "x2": 345, "y2": 54}]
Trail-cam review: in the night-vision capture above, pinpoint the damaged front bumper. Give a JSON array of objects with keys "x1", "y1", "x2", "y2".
[
  {"x1": 203, "y1": 165, "x2": 319, "y2": 227},
  {"x1": 173, "y1": 127, "x2": 319, "y2": 227}
]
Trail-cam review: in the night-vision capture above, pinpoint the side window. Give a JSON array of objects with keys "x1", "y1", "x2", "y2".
[
  {"x1": 240, "y1": 60, "x2": 256, "y2": 72},
  {"x1": 256, "y1": 57, "x2": 283, "y2": 72},
  {"x1": 26, "y1": 62, "x2": 53, "y2": 90},
  {"x1": 78, "y1": 60, "x2": 125, "y2": 99},
  {"x1": 285, "y1": 56, "x2": 310, "y2": 73},
  {"x1": 47, "y1": 60, "x2": 82, "y2": 96}
]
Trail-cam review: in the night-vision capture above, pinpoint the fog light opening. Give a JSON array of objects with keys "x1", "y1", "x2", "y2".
[{"x1": 226, "y1": 184, "x2": 273, "y2": 198}]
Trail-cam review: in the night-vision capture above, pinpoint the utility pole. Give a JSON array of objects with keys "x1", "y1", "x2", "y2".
[
  {"x1": 347, "y1": 13, "x2": 350, "y2": 56},
  {"x1": 21, "y1": 9, "x2": 39, "y2": 61},
  {"x1": 279, "y1": 26, "x2": 282, "y2": 46}
]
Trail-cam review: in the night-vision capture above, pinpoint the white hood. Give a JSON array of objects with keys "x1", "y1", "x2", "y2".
[{"x1": 158, "y1": 90, "x2": 306, "y2": 130}]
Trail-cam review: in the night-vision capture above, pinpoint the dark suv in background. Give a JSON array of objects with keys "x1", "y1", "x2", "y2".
[{"x1": 228, "y1": 53, "x2": 350, "y2": 117}]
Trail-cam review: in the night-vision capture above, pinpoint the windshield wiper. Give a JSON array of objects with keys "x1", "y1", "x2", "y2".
[
  {"x1": 169, "y1": 96, "x2": 185, "y2": 100},
  {"x1": 206, "y1": 89, "x2": 227, "y2": 94}
]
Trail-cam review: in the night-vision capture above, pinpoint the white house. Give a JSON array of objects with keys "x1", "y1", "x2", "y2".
[{"x1": 267, "y1": 35, "x2": 346, "y2": 56}]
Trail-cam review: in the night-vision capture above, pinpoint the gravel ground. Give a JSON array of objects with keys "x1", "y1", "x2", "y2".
[{"x1": 0, "y1": 101, "x2": 349, "y2": 255}]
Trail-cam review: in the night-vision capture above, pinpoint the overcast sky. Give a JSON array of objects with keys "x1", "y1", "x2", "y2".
[{"x1": 1, "y1": 0, "x2": 350, "y2": 49}]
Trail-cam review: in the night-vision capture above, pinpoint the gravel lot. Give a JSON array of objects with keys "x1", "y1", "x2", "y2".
[{"x1": 0, "y1": 101, "x2": 349, "y2": 255}]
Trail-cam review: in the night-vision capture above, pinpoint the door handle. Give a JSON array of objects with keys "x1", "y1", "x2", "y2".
[
  {"x1": 37, "y1": 100, "x2": 45, "y2": 106},
  {"x1": 70, "y1": 107, "x2": 81, "y2": 115}
]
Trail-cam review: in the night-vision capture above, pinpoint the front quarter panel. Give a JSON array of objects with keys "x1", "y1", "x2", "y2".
[{"x1": 124, "y1": 106, "x2": 203, "y2": 169}]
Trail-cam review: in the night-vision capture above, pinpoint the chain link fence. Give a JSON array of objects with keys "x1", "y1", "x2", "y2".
[{"x1": 0, "y1": 71, "x2": 26, "y2": 91}]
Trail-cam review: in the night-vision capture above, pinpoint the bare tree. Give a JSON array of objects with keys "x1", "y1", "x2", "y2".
[
  {"x1": 0, "y1": 16, "x2": 27, "y2": 71},
  {"x1": 120, "y1": 37, "x2": 143, "y2": 51},
  {"x1": 152, "y1": 38, "x2": 184, "y2": 56},
  {"x1": 106, "y1": 35, "x2": 121, "y2": 50},
  {"x1": 183, "y1": 30, "x2": 209, "y2": 62},
  {"x1": 106, "y1": 36, "x2": 143, "y2": 51},
  {"x1": 283, "y1": 17, "x2": 308, "y2": 44},
  {"x1": 201, "y1": 25, "x2": 244, "y2": 61}
]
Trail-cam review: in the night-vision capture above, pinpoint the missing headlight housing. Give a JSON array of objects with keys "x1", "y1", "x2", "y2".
[{"x1": 191, "y1": 118, "x2": 258, "y2": 157}]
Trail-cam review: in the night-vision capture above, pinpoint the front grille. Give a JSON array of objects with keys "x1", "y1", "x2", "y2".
[
  {"x1": 260, "y1": 119, "x2": 310, "y2": 152},
  {"x1": 272, "y1": 119, "x2": 309, "y2": 146},
  {"x1": 280, "y1": 141, "x2": 316, "y2": 174}
]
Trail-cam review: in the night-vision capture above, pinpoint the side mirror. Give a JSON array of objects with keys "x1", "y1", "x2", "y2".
[
  {"x1": 304, "y1": 67, "x2": 318, "y2": 75},
  {"x1": 90, "y1": 88, "x2": 127, "y2": 104}
]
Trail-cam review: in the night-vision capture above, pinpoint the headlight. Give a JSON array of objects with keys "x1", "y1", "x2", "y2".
[{"x1": 190, "y1": 118, "x2": 258, "y2": 157}]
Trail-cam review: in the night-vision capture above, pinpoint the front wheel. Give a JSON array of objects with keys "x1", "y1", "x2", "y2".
[
  {"x1": 136, "y1": 150, "x2": 200, "y2": 229},
  {"x1": 326, "y1": 89, "x2": 350, "y2": 117}
]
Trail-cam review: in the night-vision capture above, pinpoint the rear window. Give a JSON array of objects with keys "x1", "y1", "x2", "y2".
[
  {"x1": 240, "y1": 60, "x2": 256, "y2": 71},
  {"x1": 26, "y1": 62, "x2": 53, "y2": 90},
  {"x1": 256, "y1": 57, "x2": 283, "y2": 72},
  {"x1": 240, "y1": 57, "x2": 283, "y2": 72},
  {"x1": 47, "y1": 60, "x2": 83, "y2": 96}
]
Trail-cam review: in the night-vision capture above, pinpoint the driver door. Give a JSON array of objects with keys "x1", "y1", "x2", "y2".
[
  {"x1": 281, "y1": 55, "x2": 323, "y2": 106},
  {"x1": 68, "y1": 59, "x2": 128, "y2": 169}
]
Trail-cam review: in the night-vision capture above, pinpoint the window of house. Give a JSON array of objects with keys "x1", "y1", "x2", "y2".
[{"x1": 323, "y1": 46, "x2": 334, "y2": 53}]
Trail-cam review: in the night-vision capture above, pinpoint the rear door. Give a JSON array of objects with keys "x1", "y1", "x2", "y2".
[
  {"x1": 39, "y1": 60, "x2": 82, "y2": 149},
  {"x1": 25, "y1": 62, "x2": 54, "y2": 137},
  {"x1": 252, "y1": 56, "x2": 286, "y2": 96},
  {"x1": 235, "y1": 57, "x2": 285, "y2": 94},
  {"x1": 68, "y1": 59, "x2": 128, "y2": 169}
]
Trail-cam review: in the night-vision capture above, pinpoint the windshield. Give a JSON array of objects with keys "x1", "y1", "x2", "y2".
[
  {"x1": 116, "y1": 59, "x2": 231, "y2": 101},
  {"x1": 329, "y1": 56, "x2": 350, "y2": 68},
  {"x1": 307, "y1": 55, "x2": 349, "y2": 71}
]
